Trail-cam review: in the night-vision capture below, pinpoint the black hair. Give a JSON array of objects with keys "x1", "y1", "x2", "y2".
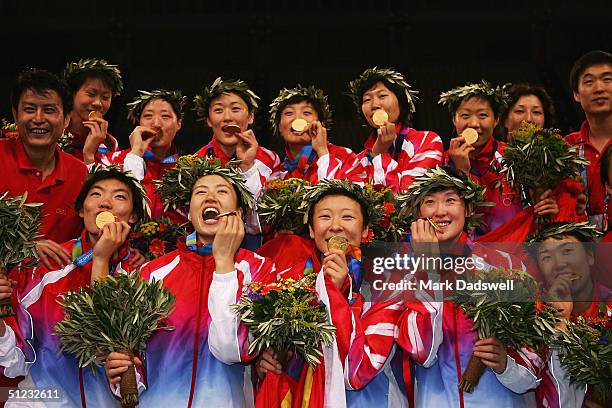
[
  {"x1": 140, "y1": 97, "x2": 183, "y2": 122},
  {"x1": 277, "y1": 95, "x2": 330, "y2": 128},
  {"x1": 450, "y1": 94, "x2": 505, "y2": 119},
  {"x1": 191, "y1": 174, "x2": 247, "y2": 221},
  {"x1": 357, "y1": 77, "x2": 412, "y2": 126},
  {"x1": 416, "y1": 166, "x2": 474, "y2": 231},
  {"x1": 307, "y1": 188, "x2": 370, "y2": 229},
  {"x1": 10, "y1": 69, "x2": 73, "y2": 116},
  {"x1": 74, "y1": 171, "x2": 146, "y2": 224},
  {"x1": 65, "y1": 70, "x2": 119, "y2": 97},
  {"x1": 527, "y1": 222, "x2": 596, "y2": 260},
  {"x1": 211, "y1": 90, "x2": 257, "y2": 114},
  {"x1": 569, "y1": 50, "x2": 612, "y2": 93},
  {"x1": 502, "y1": 83, "x2": 556, "y2": 128},
  {"x1": 420, "y1": 166, "x2": 468, "y2": 197},
  {"x1": 419, "y1": 165, "x2": 468, "y2": 193}
]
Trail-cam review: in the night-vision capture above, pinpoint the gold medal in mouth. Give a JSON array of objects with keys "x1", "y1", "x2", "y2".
[
  {"x1": 95, "y1": 211, "x2": 116, "y2": 229},
  {"x1": 88, "y1": 111, "x2": 103, "y2": 121},
  {"x1": 222, "y1": 124, "x2": 242, "y2": 134},
  {"x1": 153, "y1": 126, "x2": 163, "y2": 139},
  {"x1": 327, "y1": 236, "x2": 349, "y2": 252},
  {"x1": 461, "y1": 128, "x2": 478, "y2": 145},
  {"x1": 291, "y1": 118, "x2": 309, "y2": 133},
  {"x1": 372, "y1": 110, "x2": 388, "y2": 127},
  {"x1": 426, "y1": 217, "x2": 442, "y2": 231},
  {"x1": 143, "y1": 126, "x2": 163, "y2": 141},
  {"x1": 215, "y1": 211, "x2": 238, "y2": 220}
]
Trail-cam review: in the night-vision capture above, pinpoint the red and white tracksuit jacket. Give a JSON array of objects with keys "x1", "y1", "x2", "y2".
[{"x1": 357, "y1": 124, "x2": 443, "y2": 192}]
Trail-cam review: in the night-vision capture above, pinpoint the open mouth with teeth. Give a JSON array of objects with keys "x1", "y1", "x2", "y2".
[
  {"x1": 203, "y1": 208, "x2": 220, "y2": 224},
  {"x1": 30, "y1": 128, "x2": 49, "y2": 135},
  {"x1": 429, "y1": 219, "x2": 450, "y2": 231}
]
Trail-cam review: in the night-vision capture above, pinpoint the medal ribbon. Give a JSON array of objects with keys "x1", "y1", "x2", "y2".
[
  {"x1": 207, "y1": 140, "x2": 236, "y2": 164},
  {"x1": 347, "y1": 246, "x2": 364, "y2": 303},
  {"x1": 143, "y1": 150, "x2": 179, "y2": 164},
  {"x1": 185, "y1": 231, "x2": 213, "y2": 256},
  {"x1": 72, "y1": 237, "x2": 130, "y2": 273},
  {"x1": 284, "y1": 143, "x2": 317, "y2": 175},
  {"x1": 387, "y1": 126, "x2": 410, "y2": 162}
]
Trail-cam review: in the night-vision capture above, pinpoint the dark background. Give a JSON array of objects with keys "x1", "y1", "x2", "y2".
[{"x1": 1, "y1": 0, "x2": 611, "y2": 155}]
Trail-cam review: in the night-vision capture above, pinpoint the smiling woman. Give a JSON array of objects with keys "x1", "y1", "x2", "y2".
[
  {"x1": 62, "y1": 58, "x2": 123, "y2": 164},
  {"x1": 267, "y1": 85, "x2": 366, "y2": 184},
  {"x1": 439, "y1": 81, "x2": 525, "y2": 235},
  {"x1": 253, "y1": 179, "x2": 409, "y2": 407},
  {"x1": 193, "y1": 78, "x2": 281, "y2": 249},
  {"x1": 100, "y1": 89, "x2": 187, "y2": 221},
  {"x1": 347, "y1": 67, "x2": 443, "y2": 191},
  {"x1": 189, "y1": 174, "x2": 242, "y2": 245},
  {"x1": 9, "y1": 166, "x2": 146, "y2": 407},
  {"x1": 501, "y1": 83, "x2": 555, "y2": 141},
  {"x1": 103, "y1": 155, "x2": 275, "y2": 407}
]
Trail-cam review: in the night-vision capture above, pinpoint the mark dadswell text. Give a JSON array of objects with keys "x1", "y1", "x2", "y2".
[{"x1": 372, "y1": 279, "x2": 515, "y2": 292}]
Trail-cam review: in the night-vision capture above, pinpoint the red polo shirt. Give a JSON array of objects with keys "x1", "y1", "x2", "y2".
[
  {"x1": 565, "y1": 121, "x2": 612, "y2": 227},
  {"x1": 0, "y1": 138, "x2": 87, "y2": 244}
]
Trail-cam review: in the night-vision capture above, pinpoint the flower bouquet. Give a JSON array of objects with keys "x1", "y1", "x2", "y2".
[
  {"x1": 0, "y1": 192, "x2": 42, "y2": 317},
  {"x1": 1, "y1": 119, "x2": 18, "y2": 139},
  {"x1": 498, "y1": 122, "x2": 587, "y2": 206},
  {"x1": 551, "y1": 307, "x2": 612, "y2": 406},
  {"x1": 454, "y1": 268, "x2": 560, "y2": 392},
  {"x1": 130, "y1": 217, "x2": 187, "y2": 260},
  {"x1": 232, "y1": 272, "x2": 335, "y2": 366},
  {"x1": 363, "y1": 184, "x2": 409, "y2": 242},
  {"x1": 54, "y1": 273, "x2": 175, "y2": 408},
  {"x1": 257, "y1": 178, "x2": 310, "y2": 235},
  {"x1": 58, "y1": 130, "x2": 76, "y2": 153}
]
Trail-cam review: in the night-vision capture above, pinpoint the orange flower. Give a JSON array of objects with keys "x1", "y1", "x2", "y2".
[
  {"x1": 361, "y1": 230, "x2": 374, "y2": 243},
  {"x1": 267, "y1": 179, "x2": 285, "y2": 190},
  {"x1": 585, "y1": 316, "x2": 611, "y2": 327},
  {"x1": 383, "y1": 202, "x2": 395, "y2": 216},
  {"x1": 150, "y1": 239, "x2": 166, "y2": 255},
  {"x1": 1, "y1": 130, "x2": 18, "y2": 139},
  {"x1": 534, "y1": 301, "x2": 546, "y2": 313},
  {"x1": 158, "y1": 223, "x2": 167, "y2": 233},
  {"x1": 261, "y1": 283, "x2": 280, "y2": 295}
]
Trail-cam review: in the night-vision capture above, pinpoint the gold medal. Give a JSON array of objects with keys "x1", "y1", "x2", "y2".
[
  {"x1": 153, "y1": 126, "x2": 163, "y2": 139},
  {"x1": 372, "y1": 110, "x2": 388, "y2": 127},
  {"x1": 215, "y1": 211, "x2": 238, "y2": 219},
  {"x1": 426, "y1": 217, "x2": 441, "y2": 231},
  {"x1": 461, "y1": 128, "x2": 478, "y2": 145},
  {"x1": 222, "y1": 124, "x2": 242, "y2": 134},
  {"x1": 291, "y1": 118, "x2": 309, "y2": 133},
  {"x1": 88, "y1": 111, "x2": 103, "y2": 121},
  {"x1": 327, "y1": 236, "x2": 349, "y2": 253},
  {"x1": 95, "y1": 211, "x2": 116, "y2": 229}
]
